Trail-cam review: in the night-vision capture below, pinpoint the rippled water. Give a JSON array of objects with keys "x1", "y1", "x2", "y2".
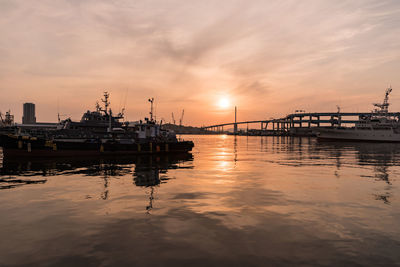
[{"x1": 1, "y1": 135, "x2": 400, "y2": 266}]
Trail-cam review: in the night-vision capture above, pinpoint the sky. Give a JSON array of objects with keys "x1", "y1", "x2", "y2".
[{"x1": 1, "y1": 0, "x2": 400, "y2": 125}]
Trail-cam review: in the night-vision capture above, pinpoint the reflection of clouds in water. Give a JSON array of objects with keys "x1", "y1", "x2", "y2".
[
  {"x1": 59, "y1": 205, "x2": 400, "y2": 266},
  {"x1": 1, "y1": 136, "x2": 400, "y2": 265}
]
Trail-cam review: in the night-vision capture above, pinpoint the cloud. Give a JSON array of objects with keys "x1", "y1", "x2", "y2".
[{"x1": 1, "y1": 0, "x2": 400, "y2": 124}]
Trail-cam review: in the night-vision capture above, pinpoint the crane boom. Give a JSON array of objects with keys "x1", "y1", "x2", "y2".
[
  {"x1": 179, "y1": 109, "x2": 184, "y2": 126},
  {"x1": 373, "y1": 86, "x2": 392, "y2": 114},
  {"x1": 171, "y1": 112, "x2": 176, "y2": 125}
]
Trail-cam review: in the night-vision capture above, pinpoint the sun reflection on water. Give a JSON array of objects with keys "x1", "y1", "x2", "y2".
[{"x1": 1, "y1": 136, "x2": 400, "y2": 265}]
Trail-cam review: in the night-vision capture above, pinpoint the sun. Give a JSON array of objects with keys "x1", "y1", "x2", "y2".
[{"x1": 218, "y1": 97, "x2": 230, "y2": 109}]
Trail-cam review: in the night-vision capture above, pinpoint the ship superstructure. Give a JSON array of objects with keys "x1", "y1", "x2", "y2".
[{"x1": 0, "y1": 110, "x2": 14, "y2": 127}]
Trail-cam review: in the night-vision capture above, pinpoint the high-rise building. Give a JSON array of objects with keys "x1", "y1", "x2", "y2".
[{"x1": 22, "y1": 103, "x2": 36, "y2": 124}]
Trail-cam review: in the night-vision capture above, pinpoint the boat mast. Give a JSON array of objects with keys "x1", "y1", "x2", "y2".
[
  {"x1": 148, "y1": 98, "x2": 154, "y2": 122},
  {"x1": 108, "y1": 109, "x2": 112, "y2": 132},
  {"x1": 102, "y1": 92, "x2": 110, "y2": 115}
]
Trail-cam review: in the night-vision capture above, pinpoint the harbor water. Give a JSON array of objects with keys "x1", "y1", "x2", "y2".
[{"x1": 0, "y1": 135, "x2": 399, "y2": 266}]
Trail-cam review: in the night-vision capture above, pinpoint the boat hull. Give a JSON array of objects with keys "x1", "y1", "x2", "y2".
[
  {"x1": 316, "y1": 128, "x2": 400, "y2": 142},
  {"x1": 0, "y1": 134, "x2": 194, "y2": 158}
]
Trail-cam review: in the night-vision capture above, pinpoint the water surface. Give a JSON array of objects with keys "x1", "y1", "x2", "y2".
[{"x1": 1, "y1": 135, "x2": 400, "y2": 266}]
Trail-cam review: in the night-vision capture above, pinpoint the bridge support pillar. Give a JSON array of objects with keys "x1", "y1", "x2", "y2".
[{"x1": 234, "y1": 106, "x2": 238, "y2": 135}]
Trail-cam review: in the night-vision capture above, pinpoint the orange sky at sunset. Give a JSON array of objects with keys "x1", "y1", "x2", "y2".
[{"x1": 1, "y1": 0, "x2": 400, "y2": 125}]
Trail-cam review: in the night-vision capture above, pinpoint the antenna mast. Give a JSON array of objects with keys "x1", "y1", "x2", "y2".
[
  {"x1": 102, "y1": 92, "x2": 110, "y2": 115},
  {"x1": 119, "y1": 89, "x2": 128, "y2": 119},
  {"x1": 148, "y1": 98, "x2": 154, "y2": 121}
]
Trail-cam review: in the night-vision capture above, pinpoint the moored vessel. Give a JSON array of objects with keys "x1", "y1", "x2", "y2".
[
  {"x1": 316, "y1": 87, "x2": 400, "y2": 142},
  {"x1": 0, "y1": 93, "x2": 194, "y2": 157}
]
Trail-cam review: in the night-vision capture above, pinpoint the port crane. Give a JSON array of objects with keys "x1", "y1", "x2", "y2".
[
  {"x1": 373, "y1": 86, "x2": 392, "y2": 114},
  {"x1": 171, "y1": 112, "x2": 176, "y2": 125},
  {"x1": 179, "y1": 109, "x2": 184, "y2": 126}
]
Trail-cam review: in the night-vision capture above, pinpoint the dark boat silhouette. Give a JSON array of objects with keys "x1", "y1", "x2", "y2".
[{"x1": 0, "y1": 93, "x2": 194, "y2": 157}]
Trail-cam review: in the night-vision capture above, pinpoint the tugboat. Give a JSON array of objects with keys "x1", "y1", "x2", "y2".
[
  {"x1": 316, "y1": 87, "x2": 400, "y2": 142},
  {"x1": 0, "y1": 92, "x2": 194, "y2": 157}
]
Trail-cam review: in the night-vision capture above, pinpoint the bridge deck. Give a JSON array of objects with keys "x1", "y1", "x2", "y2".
[{"x1": 202, "y1": 112, "x2": 400, "y2": 129}]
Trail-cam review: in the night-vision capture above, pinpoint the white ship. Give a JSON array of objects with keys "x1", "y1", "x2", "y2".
[{"x1": 316, "y1": 87, "x2": 400, "y2": 142}]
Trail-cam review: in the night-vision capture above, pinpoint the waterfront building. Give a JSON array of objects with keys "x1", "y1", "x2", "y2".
[{"x1": 22, "y1": 103, "x2": 36, "y2": 124}]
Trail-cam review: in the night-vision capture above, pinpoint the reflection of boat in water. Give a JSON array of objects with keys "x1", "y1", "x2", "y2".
[
  {"x1": 0, "y1": 93, "x2": 194, "y2": 157},
  {"x1": 274, "y1": 137, "x2": 398, "y2": 204},
  {"x1": 317, "y1": 87, "x2": 400, "y2": 142},
  {"x1": 0, "y1": 151, "x2": 193, "y2": 212},
  {"x1": 314, "y1": 141, "x2": 399, "y2": 204},
  {"x1": 316, "y1": 141, "x2": 400, "y2": 168},
  {"x1": 0, "y1": 152, "x2": 193, "y2": 190}
]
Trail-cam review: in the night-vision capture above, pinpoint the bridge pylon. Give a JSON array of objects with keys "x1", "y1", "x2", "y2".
[{"x1": 234, "y1": 106, "x2": 238, "y2": 135}]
